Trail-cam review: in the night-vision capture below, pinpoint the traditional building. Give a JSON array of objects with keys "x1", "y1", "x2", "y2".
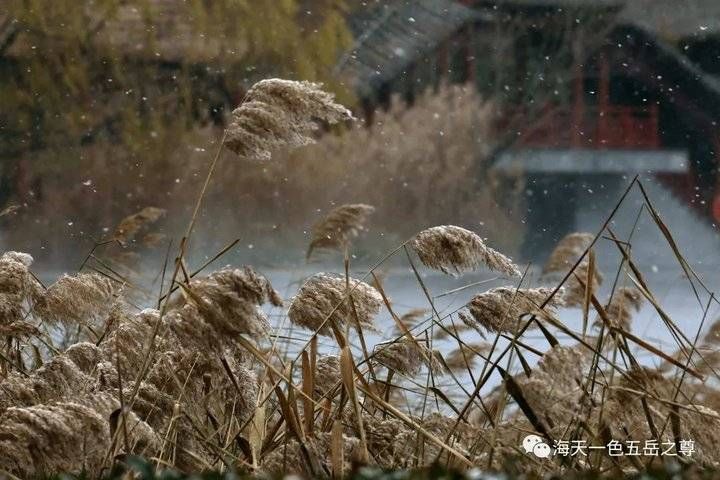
[{"x1": 338, "y1": 0, "x2": 720, "y2": 259}]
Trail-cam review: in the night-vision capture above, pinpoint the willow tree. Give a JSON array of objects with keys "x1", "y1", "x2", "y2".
[{"x1": 0, "y1": 0, "x2": 352, "y2": 206}]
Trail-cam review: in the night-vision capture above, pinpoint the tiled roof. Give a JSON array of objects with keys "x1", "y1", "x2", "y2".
[
  {"x1": 482, "y1": 0, "x2": 720, "y2": 38},
  {"x1": 337, "y1": 0, "x2": 483, "y2": 98},
  {"x1": 620, "y1": 0, "x2": 720, "y2": 40}
]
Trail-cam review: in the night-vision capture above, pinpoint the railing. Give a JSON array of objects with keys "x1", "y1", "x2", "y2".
[{"x1": 506, "y1": 104, "x2": 660, "y2": 150}]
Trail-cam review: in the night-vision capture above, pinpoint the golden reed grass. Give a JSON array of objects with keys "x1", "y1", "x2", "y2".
[{"x1": 1, "y1": 79, "x2": 719, "y2": 478}]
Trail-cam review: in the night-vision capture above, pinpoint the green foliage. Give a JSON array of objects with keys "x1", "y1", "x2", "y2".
[{"x1": 0, "y1": 0, "x2": 352, "y2": 161}]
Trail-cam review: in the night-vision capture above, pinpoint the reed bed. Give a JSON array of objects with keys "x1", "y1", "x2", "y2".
[{"x1": 1, "y1": 78, "x2": 720, "y2": 479}]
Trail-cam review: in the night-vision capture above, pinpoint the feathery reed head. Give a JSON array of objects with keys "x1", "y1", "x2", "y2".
[
  {"x1": 288, "y1": 273, "x2": 382, "y2": 336},
  {"x1": 704, "y1": 318, "x2": 720, "y2": 344},
  {"x1": 373, "y1": 338, "x2": 444, "y2": 377},
  {"x1": 0, "y1": 392, "x2": 158, "y2": 477},
  {"x1": 34, "y1": 273, "x2": 116, "y2": 326},
  {"x1": 543, "y1": 232, "x2": 594, "y2": 274},
  {"x1": 461, "y1": 286, "x2": 562, "y2": 335},
  {"x1": 543, "y1": 232, "x2": 603, "y2": 307},
  {"x1": 112, "y1": 206, "x2": 166, "y2": 244},
  {"x1": 0, "y1": 251, "x2": 40, "y2": 297},
  {"x1": 392, "y1": 307, "x2": 427, "y2": 335},
  {"x1": 602, "y1": 286, "x2": 644, "y2": 331},
  {"x1": 444, "y1": 342, "x2": 489, "y2": 372},
  {"x1": 177, "y1": 266, "x2": 282, "y2": 339},
  {"x1": 411, "y1": 225, "x2": 520, "y2": 276},
  {"x1": 314, "y1": 354, "x2": 341, "y2": 396},
  {"x1": 225, "y1": 79, "x2": 353, "y2": 160},
  {"x1": 307, "y1": 203, "x2": 375, "y2": 259},
  {"x1": 0, "y1": 251, "x2": 43, "y2": 332}
]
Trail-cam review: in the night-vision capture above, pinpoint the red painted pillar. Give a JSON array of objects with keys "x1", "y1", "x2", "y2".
[
  {"x1": 598, "y1": 51, "x2": 610, "y2": 149},
  {"x1": 465, "y1": 24, "x2": 476, "y2": 85},
  {"x1": 572, "y1": 37, "x2": 585, "y2": 148}
]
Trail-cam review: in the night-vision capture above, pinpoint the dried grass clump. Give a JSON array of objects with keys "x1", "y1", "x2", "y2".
[
  {"x1": 373, "y1": 339, "x2": 444, "y2": 377},
  {"x1": 602, "y1": 287, "x2": 644, "y2": 331},
  {"x1": 34, "y1": 273, "x2": 116, "y2": 326},
  {"x1": 4, "y1": 73, "x2": 720, "y2": 478},
  {"x1": 514, "y1": 345, "x2": 590, "y2": 430},
  {"x1": 288, "y1": 273, "x2": 382, "y2": 336},
  {"x1": 411, "y1": 225, "x2": 521, "y2": 276},
  {"x1": 0, "y1": 342, "x2": 101, "y2": 412},
  {"x1": 225, "y1": 79, "x2": 353, "y2": 160},
  {"x1": 307, "y1": 203, "x2": 375, "y2": 259},
  {"x1": 360, "y1": 413, "x2": 477, "y2": 468},
  {"x1": 112, "y1": 206, "x2": 166, "y2": 244},
  {"x1": 261, "y1": 431, "x2": 361, "y2": 477},
  {"x1": 460, "y1": 287, "x2": 562, "y2": 335},
  {"x1": 0, "y1": 392, "x2": 158, "y2": 478}
]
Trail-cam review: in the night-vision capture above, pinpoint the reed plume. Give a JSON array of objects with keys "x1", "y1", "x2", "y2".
[
  {"x1": 411, "y1": 225, "x2": 520, "y2": 276},
  {"x1": 444, "y1": 342, "x2": 489, "y2": 372},
  {"x1": 392, "y1": 308, "x2": 427, "y2": 335},
  {"x1": 314, "y1": 354, "x2": 341, "y2": 396},
  {"x1": 112, "y1": 207, "x2": 166, "y2": 244},
  {"x1": 173, "y1": 266, "x2": 282, "y2": 342},
  {"x1": 433, "y1": 321, "x2": 472, "y2": 340},
  {"x1": 34, "y1": 273, "x2": 116, "y2": 326},
  {"x1": 0, "y1": 392, "x2": 158, "y2": 477},
  {"x1": 602, "y1": 286, "x2": 644, "y2": 331},
  {"x1": 516, "y1": 345, "x2": 589, "y2": 422},
  {"x1": 703, "y1": 318, "x2": 720, "y2": 344},
  {"x1": 543, "y1": 232, "x2": 603, "y2": 307},
  {"x1": 306, "y1": 203, "x2": 375, "y2": 259},
  {"x1": 460, "y1": 286, "x2": 562, "y2": 335},
  {"x1": 0, "y1": 251, "x2": 43, "y2": 332},
  {"x1": 543, "y1": 232, "x2": 594, "y2": 272},
  {"x1": 225, "y1": 79, "x2": 353, "y2": 160},
  {"x1": 373, "y1": 338, "x2": 444, "y2": 376},
  {"x1": 0, "y1": 342, "x2": 101, "y2": 412},
  {"x1": 288, "y1": 273, "x2": 382, "y2": 336}
]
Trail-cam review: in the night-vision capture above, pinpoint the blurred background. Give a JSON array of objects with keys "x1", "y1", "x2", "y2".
[{"x1": 2, "y1": 0, "x2": 720, "y2": 276}]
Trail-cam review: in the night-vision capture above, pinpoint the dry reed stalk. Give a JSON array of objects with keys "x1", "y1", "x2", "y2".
[
  {"x1": 340, "y1": 346, "x2": 369, "y2": 463},
  {"x1": 307, "y1": 204, "x2": 375, "y2": 260},
  {"x1": 411, "y1": 225, "x2": 521, "y2": 276},
  {"x1": 288, "y1": 273, "x2": 382, "y2": 336},
  {"x1": 330, "y1": 420, "x2": 344, "y2": 479}
]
